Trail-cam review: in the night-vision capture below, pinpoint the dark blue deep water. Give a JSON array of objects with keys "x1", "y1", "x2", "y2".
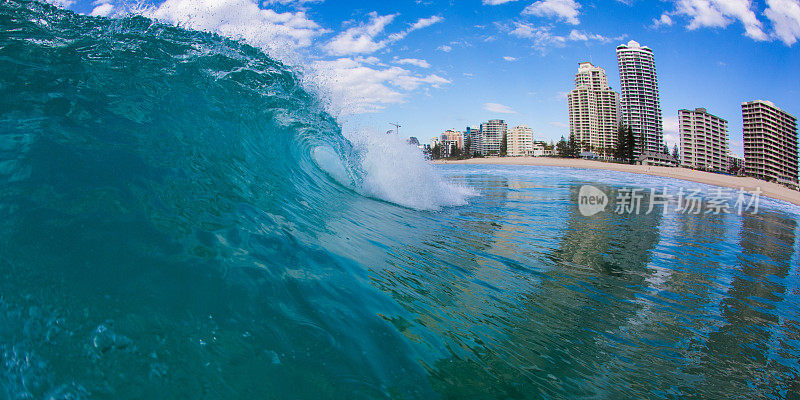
[{"x1": 2, "y1": 1, "x2": 800, "y2": 398}]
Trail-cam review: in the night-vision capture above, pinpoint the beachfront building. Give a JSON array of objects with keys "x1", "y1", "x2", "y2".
[
  {"x1": 508, "y1": 125, "x2": 534, "y2": 156},
  {"x1": 617, "y1": 40, "x2": 663, "y2": 158},
  {"x1": 532, "y1": 141, "x2": 555, "y2": 157},
  {"x1": 480, "y1": 119, "x2": 507, "y2": 156},
  {"x1": 567, "y1": 62, "x2": 620, "y2": 157},
  {"x1": 429, "y1": 137, "x2": 440, "y2": 150},
  {"x1": 728, "y1": 151, "x2": 745, "y2": 175},
  {"x1": 742, "y1": 100, "x2": 799, "y2": 185},
  {"x1": 679, "y1": 108, "x2": 729, "y2": 172},
  {"x1": 465, "y1": 126, "x2": 482, "y2": 156},
  {"x1": 440, "y1": 129, "x2": 464, "y2": 158}
]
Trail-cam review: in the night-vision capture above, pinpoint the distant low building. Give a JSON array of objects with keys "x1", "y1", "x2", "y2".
[
  {"x1": 637, "y1": 151, "x2": 677, "y2": 167},
  {"x1": 440, "y1": 129, "x2": 464, "y2": 158},
  {"x1": 532, "y1": 141, "x2": 554, "y2": 157},
  {"x1": 728, "y1": 152, "x2": 745, "y2": 175},
  {"x1": 508, "y1": 125, "x2": 534, "y2": 156},
  {"x1": 465, "y1": 126, "x2": 482, "y2": 156}
]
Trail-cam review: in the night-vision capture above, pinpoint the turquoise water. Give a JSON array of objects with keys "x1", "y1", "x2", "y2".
[{"x1": 2, "y1": 1, "x2": 800, "y2": 398}]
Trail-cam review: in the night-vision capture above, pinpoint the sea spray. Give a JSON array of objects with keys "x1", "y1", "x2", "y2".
[{"x1": 314, "y1": 128, "x2": 477, "y2": 210}]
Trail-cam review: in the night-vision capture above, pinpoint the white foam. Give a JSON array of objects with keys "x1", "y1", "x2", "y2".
[{"x1": 314, "y1": 128, "x2": 477, "y2": 211}]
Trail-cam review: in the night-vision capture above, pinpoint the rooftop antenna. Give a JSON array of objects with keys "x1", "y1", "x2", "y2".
[{"x1": 389, "y1": 123, "x2": 401, "y2": 136}]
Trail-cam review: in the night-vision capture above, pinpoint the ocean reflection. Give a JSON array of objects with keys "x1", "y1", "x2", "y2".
[
  {"x1": 704, "y1": 211, "x2": 799, "y2": 397},
  {"x1": 382, "y1": 166, "x2": 800, "y2": 399}
]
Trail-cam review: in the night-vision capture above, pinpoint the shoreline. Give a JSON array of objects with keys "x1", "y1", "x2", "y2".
[{"x1": 433, "y1": 157, "x2": 800, "y2": 207}]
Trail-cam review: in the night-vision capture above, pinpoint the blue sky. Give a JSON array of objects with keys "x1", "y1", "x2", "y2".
[{"x1": 62, "y1": 0, "x2": 800, "y2": 156}]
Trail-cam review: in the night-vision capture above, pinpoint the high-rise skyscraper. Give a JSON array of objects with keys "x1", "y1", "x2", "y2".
[
  {"x1": 480, "y1": 119, "x2": 507, "y2": 156},
  {"x1": 617, "y1": 40, "x2": 663, "y2": 157},
  {"x1": 679, "y1": 108, "x2": 729, "y2": 172},
  {"x1": 567, "y1": 62, "x2": 620, "y2": 156},
  {"x1": 742, "y1": 100, "x2": 798, "y2": 184}
]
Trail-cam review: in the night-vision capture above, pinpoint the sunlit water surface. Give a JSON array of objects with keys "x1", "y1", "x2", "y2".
[{"x1": 4, "y1": 164, "x2": 800, "y2": 399}]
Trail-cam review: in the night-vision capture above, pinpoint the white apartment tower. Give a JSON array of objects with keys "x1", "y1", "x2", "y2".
[
  {"x1": 508, "y1": 125, "x2": 534, "y2": 156},
  {"x1": 480, "y1": 119, "x2": 507, "y2": 156},
  {"x1": 567, "y1": 62, "x2": 620, "y2": 156},
  {"x1": 617, "y1": 40, "x2": 663, "y2": 157},
  {"x1": 742, "y1": 100, "x2": 798, "y2": 184},
  {"x1": 679, "y1": 108, "x2": 729, "y2": 172}
]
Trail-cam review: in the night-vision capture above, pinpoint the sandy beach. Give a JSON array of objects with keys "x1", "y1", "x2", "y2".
[{"x1": 434, "y1": 157, "x2": 800, "y2": 207}]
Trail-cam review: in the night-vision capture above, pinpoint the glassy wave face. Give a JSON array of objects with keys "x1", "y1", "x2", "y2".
[{"x1": 3, "y1": 1, "x2": 800, "y2": 398}]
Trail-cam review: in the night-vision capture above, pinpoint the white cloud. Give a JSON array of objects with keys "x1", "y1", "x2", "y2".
[
  {"x1": 523, "y1": 0, "x2": 581, "y2": 25},
  {"x1": 669, "y1": 0, "x2": 768, "y2": 40},
  {"x1": 567, "y1": 29, "x2": 617, "y2": 41},
  {"x1": 437, "y1": 44, "x2": 453, "y2": 52},
  {"x1": 394, "y1": 58, "x2": 431, "y2": 68},
  {"x1": 145, "y1": 0, "x2": 327, "y2": 58},
  {"x1": 325, "y1": 13, "x2": 443, "y2": 56},
  {"x1": 483, "y1": 0, "x2": 520, "y2": 4},
  {"x1": 663, "y1": 115, "x2": 680, "y2": 148},
  {"x1": 410, "y1": 15, "x2": 444, "y2": 31},
  {"x1": 263, "y1": 0, "x2": 323, "y2": 5},
  {"x1": 508, "y1": 22, "x2": 621, "y2": 49},
  {"x1": 45, "y1": 0, "x2": 75, "y2": 7},
  {"x1": 659, "y1": 0, "x2": 800, "y2": 45},
  {"x1": 142, "y1": 0, "x2": 451, "y2": 114},
  {"x1": 510, "y1": 22, "x2": 567, "y2": 47},
  {"x1": 387, "y1": 15, "x2": 444, "y2": 41},
  {"x1": 663, "y1": 133, "x2": 680, "y2": 149},
  {"x1": 663, "y1": 115, "x2": 679, "y2": 135},
  {"x1": 484, "y1": 103, "x2": 518, "y2": 114},
  {"x1": 311, "y1": 58, "x2": 450, "y2": 114},
  {"x1": 89, "y1": 2, "x2": 114, "y2": 16},
  {"x1": 353, "y1": 56, "x2": 384, "y2": 65},
  {"x1": 548, "y1": 121, "x2": 569, "y2": 128},
  {"x1": 325, "y1": 12, "x2": 397, "y2": 56},
  {"x1": 503, "y1": 56, "x2": 518, "y2": 61},
  {"x1": 393, "y1": 74, "x2": 451, "y2": 90},
  {"x1": 652, "y1": 13, "x2": 674, "y2": 28},
  {"x1": 765, "y1": 0, "x2": 800, "y2": 45}
]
